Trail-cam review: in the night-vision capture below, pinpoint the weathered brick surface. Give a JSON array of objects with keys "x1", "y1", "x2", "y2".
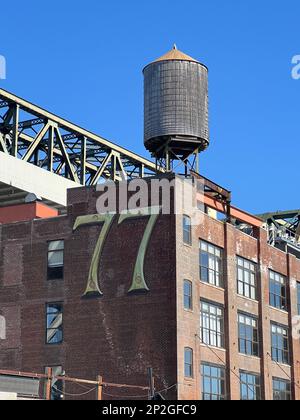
[
  {"x1": 175, "y1": 204, "x2": 300, "y2": 400},
  {"x1": 0, "y1": 184, "x2": 177, "y2": 400},
  {"x1": 0, "y1": 178, "x2": 300, "y2": 400}
]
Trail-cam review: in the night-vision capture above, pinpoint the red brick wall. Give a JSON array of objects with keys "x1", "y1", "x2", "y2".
[
  {"x1": 1, "y1": 179, "x2": 300, "y2": 400},
  {"x1": 0, "y1": 185, "x2": 178, "y2": 400},
  {"x1": 176, "y1": 209, "x2": 300, "y2": 400}
]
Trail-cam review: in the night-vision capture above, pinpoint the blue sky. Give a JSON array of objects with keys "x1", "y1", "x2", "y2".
[{"x1": 0, "y1": 0, "x2": 299, "y2": 214}]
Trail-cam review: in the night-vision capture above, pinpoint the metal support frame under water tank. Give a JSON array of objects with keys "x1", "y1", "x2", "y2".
[{"x1": 153, "y1": 137, "x2": 201, "y2": 175}]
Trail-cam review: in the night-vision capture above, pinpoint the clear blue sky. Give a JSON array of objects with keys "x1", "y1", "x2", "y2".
[{"x1": 0, "y1": 0, "x2": 299, "y2": 214}]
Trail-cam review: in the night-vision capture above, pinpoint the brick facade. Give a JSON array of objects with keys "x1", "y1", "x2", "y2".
[{"x1": 0, "y1": 176, "x2": 299, "y2": 400}]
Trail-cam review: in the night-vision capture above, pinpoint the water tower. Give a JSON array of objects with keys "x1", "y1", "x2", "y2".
[{"x1": 143, "y1": 45, "x2": 209, "y2": 174}]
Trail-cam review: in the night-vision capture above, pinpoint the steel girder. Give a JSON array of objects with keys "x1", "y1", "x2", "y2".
[{"x1": 0, "y1": 89, "x2": 163, "y2": 186}]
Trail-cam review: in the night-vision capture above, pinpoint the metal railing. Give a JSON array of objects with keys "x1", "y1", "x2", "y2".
[
  {"x1": 0, "y1": 368, "x2": 150, "y2": 400},
  {"x1": 267, "y1": 224, "x2": 300, "y2": 248}
]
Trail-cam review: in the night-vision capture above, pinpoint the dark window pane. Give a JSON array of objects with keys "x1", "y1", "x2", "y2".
[
  {"x1": 184, "y1": 348, "x2": 193, "y2": 378},
  {"x1": 271, "y1": 323, "x2": 290, "y2": 365},
  {"x1": 48, "y1": 241, "x2": 64, "y2": 280},
  {"x1": 238, "y1": 313, "x2": 259, "y2": 357},
  {"x1": 240, "y1": 372, "x2": 261, "y2": 401},
  {"x1": 183, "y1": 216, "x2": 191, "y2": 245},
  {"x1": 269, "y1": 271, "x2": 287, "y2": 311},
  {"x1": 201, "y1": 267, "x2": 209, "y2": 283},
  {"x1": 46, "y1": 303, "x2": 63, "y2": 345},
  {"x1": 201, "y1": 253, "x2": 209, "y2": 268},
  {"x1": 201, "y1": 363, "x2": 226, "y2": 400},
  {"x1": 184, "y1": 280, "x2": 192, "y2": 310},
  {"x1": 273, "y1": 378, "x2": 291, "y2": 400}
]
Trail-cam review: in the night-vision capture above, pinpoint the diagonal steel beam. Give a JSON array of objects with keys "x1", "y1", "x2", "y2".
[
  {"x1": 0, "y1": 88, "x2": 165, "y2": 187},
  {"x1": 0, "y1": 88, "x2": 159, "y2": 170},
  {"x1": 22, "y1": 122, "x2": 50, "y2": 162},
  {"x1": 90, "y1": 151, "x2": 114, "y2": 185},
  {"x1": 0, "y1": 133, "x2": 8, "y2": 154},
  {"x1": 55, "y1": 127, "x2": 80, "y2": 183}
]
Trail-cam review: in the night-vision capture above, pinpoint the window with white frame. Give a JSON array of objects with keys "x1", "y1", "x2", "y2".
[
  {"x1": 237, "y1": 257, "x2": 257, "y2": 300},
  {"x1": 200, "y1": 301, "x2": 224, "y2": 348},
  {"x1": 200, "y1": 241, "x2": 223, "y2": 288}
]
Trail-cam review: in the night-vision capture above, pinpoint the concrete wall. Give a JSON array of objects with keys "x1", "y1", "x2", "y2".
[{"x1": 0, "y1": 152, "x2": 78, "y2": 206}]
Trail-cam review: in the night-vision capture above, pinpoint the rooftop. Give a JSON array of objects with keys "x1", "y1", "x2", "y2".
[{"x1": 153, "y1": 45, "x2": 200, "y2": 64}]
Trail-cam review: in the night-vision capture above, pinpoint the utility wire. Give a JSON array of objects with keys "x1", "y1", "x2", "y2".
[
  {"x1": 156, "y1": 383, "x2": 178, "y2": 394},
  {"x1": 102, "y1": 392, "x2": 149, "y2": 399},
  {"x1": 52, "y1": 384, "x2": 97, "y2": 398},
  {"x1": 73, "y1": 381, "x2": 97, "y2": 391},
  {"x1": 266, "y1": 352, "x2": 300, "y2": 391},
  {"x1": 102, "y1": 383, "x2": 178, "y2": 400},
  {"x1": 195, "y1": 334, "x2": 258, "y2": 399}
]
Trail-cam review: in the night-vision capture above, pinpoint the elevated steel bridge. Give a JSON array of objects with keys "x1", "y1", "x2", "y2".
[
  {"x1": 0, "y1": 89, "x2": 161, "y2": 186},
  {"x1": 0, "y1": 89, "x2": 163, "y2": 208}
]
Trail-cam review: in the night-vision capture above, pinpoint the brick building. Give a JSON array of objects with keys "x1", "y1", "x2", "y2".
[
  {"x1": 0, "y1": 47, "x2": 299, "y2": 401},
  {"x1": 0, "y1": 173, "x2": 299, "y2": 401}
]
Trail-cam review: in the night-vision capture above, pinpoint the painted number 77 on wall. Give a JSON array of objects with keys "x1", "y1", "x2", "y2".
[{"x1": 73, "y1": 207, "x2": 160, "y2": 297}]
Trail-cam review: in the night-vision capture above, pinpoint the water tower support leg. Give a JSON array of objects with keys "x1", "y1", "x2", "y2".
[
  {"x1": 195, "y1": 149, "x2": 200, "y2": 174},
  {"x1": 165, "y1": 147, "x2": 171, "y2": 172}
]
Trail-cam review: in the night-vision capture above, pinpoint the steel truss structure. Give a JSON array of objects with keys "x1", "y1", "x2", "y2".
[
  {"x1": 0, "y1": 89, "x2": 162, "y2": 186},
  {"x1": 259, "y1": 209, "x2": 300, "y2": 249},
  {"x1": 153, "y1": 138, "x2": 202, "y2": 175}
]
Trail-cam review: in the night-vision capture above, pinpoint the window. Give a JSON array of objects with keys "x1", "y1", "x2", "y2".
[
  {"x1": 238, "y1": 313, "x2": 259, "y2": 357},
  {"x1": 271, "y1": 323, "x2": 290, "y2": 365},
  {"x1": 183, "y1": 215, "x2": 192, "y2": 245},
  {"x1": 237, "y1": 257, "x2": 257, "y2": 300},
  {"x1": 184, "y1": 280, "x2": 193, "y2": 311},
  {"x1": 297, "y1": 283, "x2": 300, "y2": 316},
  {"x1": 48, "y1": 240, "x2": 64, "y2": 280},
  {"x1": 200, "y1": 241, "x2": 223, "y2": 288},
  {"x1": 200, "y1": 301, "x2": 224, "y2": 348},
  {"x1": 240, "y1": 371, "x2": 261, "y2": 400},
  {"x1": 201, "y1": 363, "x2": 226, "y2": 400},
  {"x1": 273, "y1": 378, "x2": 291, "y2": 400},
  {"x1": 269, "y1": 271, "x2": 287, "y2": 311},
  {"x1": 45, "y1": 366, "x2": 64, "y2": 400},
  {"x1": 46, "y1": 303, "x2": 63, "y2": 345},
  {"x1": 184, "y1": 348, "x2": 193, "y2": 378}
]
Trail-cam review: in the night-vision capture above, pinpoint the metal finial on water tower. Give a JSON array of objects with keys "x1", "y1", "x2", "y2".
[{"x1": 173, "y1": 43, "x2": 177, "y2": 50}]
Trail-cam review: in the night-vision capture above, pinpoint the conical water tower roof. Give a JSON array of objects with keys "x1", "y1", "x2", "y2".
[{"x1": 153, "y1": 45, "x2": 200, "y2": 64}]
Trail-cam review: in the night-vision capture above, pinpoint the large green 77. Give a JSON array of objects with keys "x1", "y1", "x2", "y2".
[{"x1": 73, "y1": 208, "x2": 160, "y2": 297}]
